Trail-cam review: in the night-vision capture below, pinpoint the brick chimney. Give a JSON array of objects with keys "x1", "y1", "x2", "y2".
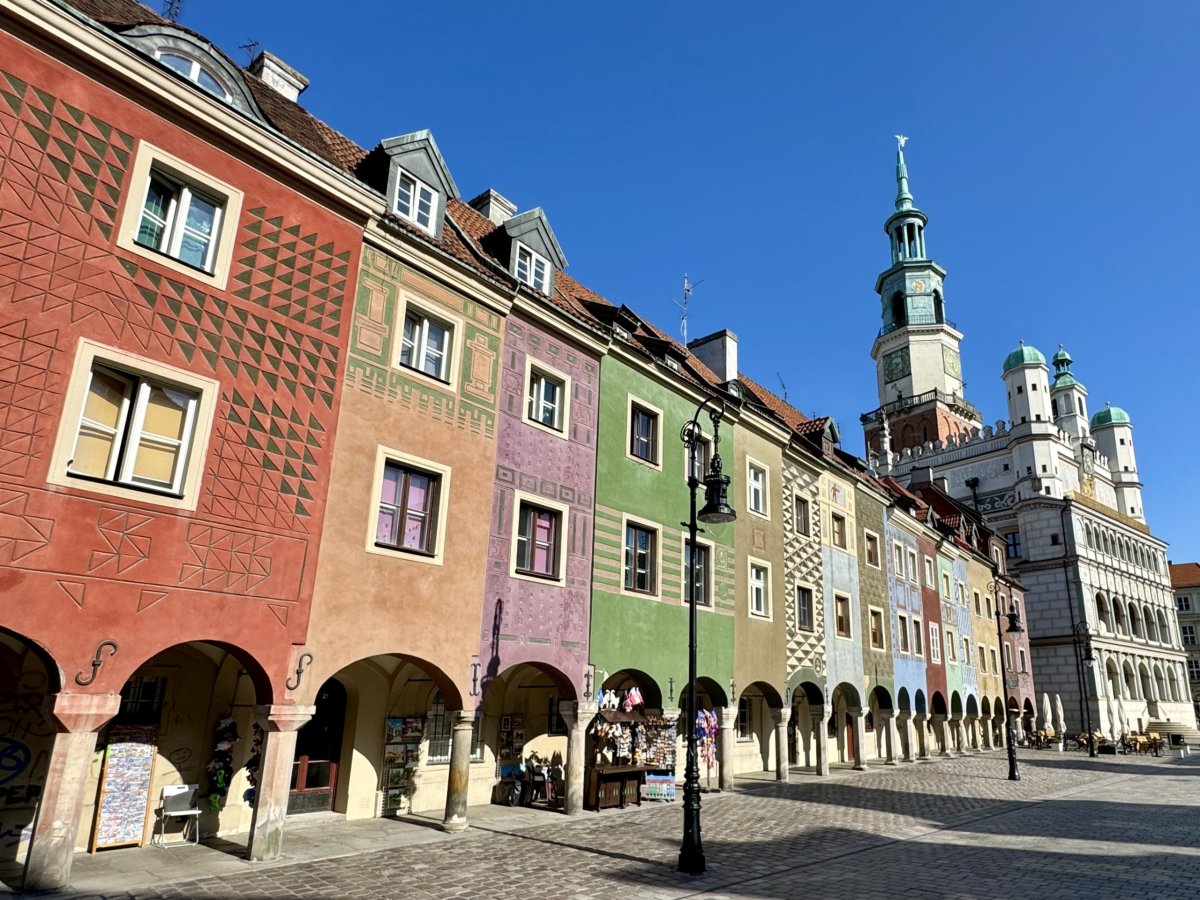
[
  {"x1": 468, "y1": 188, "x2": 517, "y2": 226},
  {"x1": 687, "y1": 329, "x2": 738, "y2": 384},
  {"x1": 248, "y1": 51, "x2": 309, "y2": 102}
]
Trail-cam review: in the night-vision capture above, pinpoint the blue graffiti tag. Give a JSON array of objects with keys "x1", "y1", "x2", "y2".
[{"x1": 0, "y1": 737, "x2": 31, "y2": 787}]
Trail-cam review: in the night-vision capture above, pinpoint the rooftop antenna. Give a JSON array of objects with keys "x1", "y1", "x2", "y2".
[
  {"x1": 239, "y1": 40, "x2": 261, "y2": 63},
  {"x1": 673, "y1": 273, "x2": 704, "y2": 345},
  {"x1": 161, "y1": 0, "x2": 182, "y2": 21},
  {"x1": 776, "y1": 374, "x2": 788, "y2": 403}
]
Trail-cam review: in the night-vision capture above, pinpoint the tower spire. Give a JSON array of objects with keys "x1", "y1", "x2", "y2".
[{"x1": 894, "y1": 134, "x2": 913, "y2": 212}]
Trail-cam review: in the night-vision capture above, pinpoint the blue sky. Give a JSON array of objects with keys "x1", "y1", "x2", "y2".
[{"x1": 184, "y1": 1, "x2": 1200, "y2": 559}]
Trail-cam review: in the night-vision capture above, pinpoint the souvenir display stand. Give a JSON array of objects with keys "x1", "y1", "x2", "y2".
[
  {"x1": 382, "y1": 716, "x2": 424, "y2": 815},
  {"x1": 584, "y1": 705, "x2": 677, "y2": 811}
]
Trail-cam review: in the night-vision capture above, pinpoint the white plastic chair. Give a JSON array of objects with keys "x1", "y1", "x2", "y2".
[{"x1": 155, "y1": 784, "x2": 201, "y2": 846}]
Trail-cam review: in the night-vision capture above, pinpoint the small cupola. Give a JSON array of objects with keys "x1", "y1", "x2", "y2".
[{"x1": 378, "y1": 130, "x2": 458, "y2": 239}]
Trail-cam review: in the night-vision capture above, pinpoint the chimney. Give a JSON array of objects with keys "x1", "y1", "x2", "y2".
[
  {"x1": 468, "y1": 189, "x2": 517, "y2": 226},
  {"x1": 248, "y1": 51, "x2": 309, "y2": 103},
  {"x1": 687, "y1": 329, "x2": 738, "y2": 384}
]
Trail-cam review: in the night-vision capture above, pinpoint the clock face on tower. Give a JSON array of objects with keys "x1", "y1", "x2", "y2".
[
  {"x1": 883, "y1": 347, "x2": 910, "y2": 383},
  {"x1": 942, "y1": 346, "x2": 962, "y2": 380}
]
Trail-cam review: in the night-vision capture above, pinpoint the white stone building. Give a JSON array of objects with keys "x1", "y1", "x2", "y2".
[{"x1": 860, "y1": 141, "x2": 1191, "y2": 738}]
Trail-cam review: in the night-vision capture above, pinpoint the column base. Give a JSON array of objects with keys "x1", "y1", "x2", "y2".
[{"x1": 441, "y1": 817, "x2": 469, "y2": 834}]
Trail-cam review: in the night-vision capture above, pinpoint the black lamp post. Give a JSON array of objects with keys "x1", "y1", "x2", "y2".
[
  {"x1": 991, "y1": 583, "x2": 1024, "y2": 782},
  {"x1": 1072, "y1": 622, "x2": 1097, "y2": 757},
  {"x1": 679, "y1": 394, "x2": 736, "y2": 875}
]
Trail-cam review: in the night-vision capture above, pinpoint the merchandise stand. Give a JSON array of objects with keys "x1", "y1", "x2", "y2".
[{"x1": 584, "y1": 705, "x2": 677, "y2": 811}]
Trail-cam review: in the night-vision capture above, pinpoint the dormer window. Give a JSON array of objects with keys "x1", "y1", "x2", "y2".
[
  {"x1": 156, "y1": 51, "x2": 231, "y2": 101},
  {"x1": 394, "y1": 170, "x2": 437, "y2": 233},
  {"x1": 516, "y1": 245, "x2": 549, "y2": 293}
]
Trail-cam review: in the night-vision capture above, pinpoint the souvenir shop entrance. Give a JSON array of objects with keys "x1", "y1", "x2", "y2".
[
  {"x1": 288, "y1": 678, "x2": 346, "y2": 814},
  {"x1": 585, "y1": 675, "x2": 677, "y2": 811}
]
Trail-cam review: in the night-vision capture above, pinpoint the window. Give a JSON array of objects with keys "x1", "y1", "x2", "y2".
[
  {"x1": 516, "y1": 244, "x2": 549, "y2": 293},
  {"x1": 1018, "y1": 648, "x2": 1028, "y2": 673},
  {"x1": 1183, "y1": 625, "x2": 1197, "y2": 646},
  {"x1": 737, "y1": 696, "x2": 752, "y2": 740},
  {"x1": 400, "y1": 309, "x2": 452, "y2": 381},
  {"x1": 527, "y1": 367, "x2": 565, "y2": 431},
  {"x1": 929, "y1": 623, "x2": 941, "y2": 662},
  {"x1": 957, "y1": 582, "x2": 967, "y2": 605},
  {"x1": 986, "y1": 595, "x2": 994, "y2": 619},
  {"x1": 1004, "y1": 643, "x2": 1013, "y2": 671},
  {"x1": 892, "y1": 543, "x2": 904, "y2": 574},
  {"x1": 687, "y1": 435, "x2": 711, "y2": 485},
  {"x1": 624, "y1": 523, "x2": 657, "y2": 593},
  {"x1": 1178, "y1": 595, "x2": 1192, "y2": 612},
  {"x1": 546, "y1": 696, "x2": 568, "y2": 736},
  {"x1": 426, "y1": 692, "x2": 484, "y2": 764},
  {"x1": 1005, "y1": 531, "x2": 1022, "y2": 559},
  {"x1": 156, "y1": 50, "x2": 229, "y2": 100},
  {"x1": 629, "y1": 403, "x2": 659, "y2": 464},
  {"x1": 1189, "y1": 660, "x2": 1200, "y2": 681},
  {"x1": 869, "y1": 608, "x2": 885, "y2": 649},
  {"x1": 794, "y1": 496, "x2": 811, "y2": 536},
  {"x1": 118, "y1": 676, "x2": 167, "y2": 725},
  {"x1": 976, "y1": 643, "x2": 986, "y2": 671},
  {"x1": 908, "y1": 551, "x2": 918, "y2": 583},
  {"x1": 962, "y1": 637, "x2": 971, "y2": 666},
  {"x1": 796, "y1": 586, "x2": 814, "y2": 632},
  {"x1": 377, "y1": 461, "x2": 441, "y2": 555},
  {"x1": 747, "y1": 463, "x2": 768, "y2": 516},
  {"x1": 685, "y1": 540, "x2": 711, "y2": 607},
  {"x1": 989, "y1": 647, "x2": 999, "y2": 674},
  {"x1": 865, "y1": 532, "x2": 880, "y2": 568},
  {"x1": 749, "y1": 561, "x2": 770, "y2": 617},
  {"x1": 515, "y1": 502, "x2": 561, "y2": 578},
  {"x1": 942, "y1": 572, "x2": 951, "y2": 598},
  {"x1": 831, "y1": 513, "x2": 847, "y2": 549},
  {"x1": 912, "y1": 619, "x2": 923, "y2": 656},
  {"x1": 394, "y1": 170, "x2": 437, "y2": 231},
  {"x1": 946, "y1": 629, "x2": 957, "y2": 662},
  {"x1": 136, "y1": 169, "x2": 224, "y2": 272},
  {"x1": 835, "y1": 594, "x2": 852, "y2": 637},
  {"x1": 898, "y1": 614, "x2": 910, "y2": 652},
  {"x1": 924, "y1": 556, "x2": 934, "y2": 586},
  {"x1": 973, "y1": 591, "x2": 982, "y2": 616}
]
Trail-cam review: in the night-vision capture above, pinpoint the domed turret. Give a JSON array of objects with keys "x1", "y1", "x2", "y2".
[
  {"x1": 1090, "y1": 404, "x2": 1131, "y2": 430},
  {"x1": 1091, "y1": 403, "x2": 1142, "y2": 521},
  {"x1": 1003, "y1": 341, "x2": 1047, "y2": 374},
  {"x1": 1050, "y1": 344, "x2": 1089, "y2": 440},
  {"x1": 1001, "y1": 341, "x2": 1051, "y2": 427}
]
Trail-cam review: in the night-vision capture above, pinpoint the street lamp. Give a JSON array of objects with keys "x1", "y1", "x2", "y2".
[
  {"x1": 679, "y1": 392, "x2": 737, "y2": 875},
  {"x1": 991, "y1": 583, "x2": 1024, "y2": 782},
  {"x1": 1072, "y1": 622, "x2": 1097, "y2": 757}
]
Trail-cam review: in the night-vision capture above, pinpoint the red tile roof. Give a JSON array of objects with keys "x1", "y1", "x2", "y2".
[{"x1": 1170, "y1": 562, "x2": 1200, "y2": 589}]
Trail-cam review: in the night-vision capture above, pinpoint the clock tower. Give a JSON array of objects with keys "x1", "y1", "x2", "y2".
[{"x1": 862, "y1": 138, "x2": 981, "y2": 457}]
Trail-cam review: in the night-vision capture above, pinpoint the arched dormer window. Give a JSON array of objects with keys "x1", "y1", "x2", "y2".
[{"x1": 156, "y1": 50, "x2": 230, "y2": 100}]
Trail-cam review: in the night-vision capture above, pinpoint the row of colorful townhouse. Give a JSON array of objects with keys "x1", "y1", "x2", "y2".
[{"x1": 0, "y1": 0, "x2": 1037, "y2": 890}]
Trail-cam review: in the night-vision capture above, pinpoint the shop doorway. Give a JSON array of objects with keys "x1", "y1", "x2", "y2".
[{"x1": 289, "y1": 677, "x2": 346, "y2": 814}]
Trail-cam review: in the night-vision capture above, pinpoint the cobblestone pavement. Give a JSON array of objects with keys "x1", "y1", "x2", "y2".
[{"x1": 55, "y1": 752, "x2": 1200, "y2": 899}]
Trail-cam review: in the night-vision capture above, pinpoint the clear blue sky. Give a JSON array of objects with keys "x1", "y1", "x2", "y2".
[{"x1": 182, "y1": 1, "x2": 1200, "y2": 560}]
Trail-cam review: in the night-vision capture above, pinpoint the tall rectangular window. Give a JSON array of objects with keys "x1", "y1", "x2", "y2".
[
  {"x1": 737, "y1": 696, "x2": 752, "y2": 739},
  {"x1": 1005, "y1": 531, "x2": 1023, "y2": 559},
  {"x1": 893, "y1": 543, "x2": 904, "y2": 574},
  {"x1": 69, "y1": 364, "x2": 200, "y2": 495},
  {"x1": 688, "y1": 435, "x2": 711, "y2": 484},
  {"x1": 400, "y1": 310, "x2": 452, "y2": 381},
  {"x1": 794, "y1": 496, "x2": 810, "y2": 536},
  {"x1": 924, "y1": 556, "x2": 934, "y2": 586},
  {"x1": 624, "y1": 523, "x2": 656, "y2": 593},
  {"x1": 942, "y1": 572, "x2": 951, "y2": 598},
  {"x1": 973, "y1": 591, "x2": 982, "y2": 616},
  {"x1": 831, "y1": 513, "x2": 847, "y2": 549},
  {"x1": 907, "y1": 550, "x2": 918, "y2": 583},
  {"x1": 796, "y1": 586, "x2": 814, "y2": 632},
  {"x1": 929, "y1": 623, "x2": 941, "y2": 662},
  {"x1": 1183, "y1": 625, "x2": 1197, "y2": 646},
  {"x1": 527, "y1": 369, "x2": 565, "y2": 431},
  {"x1": 898, "y1": 614, "x2": 910, "y2": 652},
  {"x1": 1004, "y1": 643, "x2": 1013, "y2": 671},
  {"x1": 865, "y1": 532, "x2": 880, "y2": 567},
  {"x1": 1019, "y1": 648, "x2": 1028, "y2": 672},
  {"x1": 989, "y1": 647, "x2": 999, "y2": 674},
  {"x1": 1189, "y1": 659, "x2": 1200, "y2": 681},
  {"x1": 749, "y1": 563, "x2": 770, "y2": 617},
  {"x1": 516, "y1": 244, "x2": 549, "y2": 293},
  {"x1": 629, "y1": 404, "x2": 658, "y2": 464},
  {"x1": 1178, "y1": 595, "x2": 1192, "y2": 612},
  {"x1": 976, "y1": 642, "x2": 985, "y2": 671},
  {"x1": 912, "y1": 619, "x2": 923, "y2": 656},
  {"x1": 946, "y1": 629, "x2": 957, "y2": 662},
  {"x1": 962, "y1": 636, "x2": 970, "y2": 665},
  {"x1": 869, "y1": 609, "x2": 885, "y2": 649},
  {"x1": 394, "y1": 171, "x2": 436, "y2": 231},
  {"x1": 515, "y1": 502, "x2": 560, "y2": 578},
  {"x1": 835, "y1": 594, "x2": 851, "y2": 637},
  {"x1": 685, "y1": 540, "x2": 711, "y2": 607},
  {"x1": 377, "y1": 462, "x2": 440, "y2": 554},
  {"x1": 137, "y1": 169, "x2": 224, "y2": 271},
  {"x1": 748, "y1": 464, "x2": 767, "y2": 515}
]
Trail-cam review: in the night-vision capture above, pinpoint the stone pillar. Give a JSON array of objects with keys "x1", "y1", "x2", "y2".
[
  {"x1": 913, "y1": 713, "x2": 929, "y2": 760},
  {"x1": 952, "y1": 718, "x2": 966, "y2": 755},
  {"x1": 896, "y1": 711, "x2": 912, "y2": 762},
  {"x1": 248, "y1": 704, "x2": 314, "y2": 862},
  {"x1": 933, "y1": 714, "x2": 952, "y2": 757},
  {"x1": 965, "y1": 716, "x2": 979, "y2": 752},
  {"x1": 880, "y1": 711, "x2": 896, "y2": 765},
  {"x1": 810, "y1": 707, "x2": 829, "y2": 776},
  {"x1": 441, "y1": 709, "x2": 476, "y2": 833},
  {"x1": 560, "y1": 700, "x2": 596, "y2": 816},
  {"x1": 772, "y1": 708, "x2": 790, "y2": 782},
  {"x1": 849, "y1": 707, "x2": 866, "y2": 770},
  {"x1": 981, "y1": 716, "x2": 993, "y2": 750},
  {"x1": 716, "y1": 706, "x2": 736, "y2": 791},
  {"x1": 22, "y1": 692, "x2": 121, "y2": 893}
]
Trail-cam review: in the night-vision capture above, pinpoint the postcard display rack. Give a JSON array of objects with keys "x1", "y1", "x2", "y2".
[
  {"x1": 382, "y1": 716, "x2": 425, "y2": 814},
  {"x1": 585, "y1": 708, "x2": 677, "y2": 810}
]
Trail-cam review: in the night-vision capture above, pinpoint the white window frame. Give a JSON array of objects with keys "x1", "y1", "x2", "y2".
[
  {"x1": 942, "y1": 572, "x2": 952, "y2": 599},
  {"x1": 393, "y1": 167, "x2": 439, "y2": 233},
  {"x1": 681, "y1": 533, "x2": 715, "y2": 609},
  {"x1": 746, "y1": 458, "x2": 770, "y2": 518},
  {"x1": 834, "y1": 593, "x2": 853, "y2": 639},
  {"x1": 863, "y1": 530, "x2": 881, "y2": 568},
  {"x1": 976, "y1": 642, "x2": 986, "y2": 671},
  {"x1": 684, "y1": 428, "x2": 712, "y2": 486},
  {"x1": 366, "y1": 445, "x2": 452, "y2": 566},
  {"x1": 924, "y1": 556, "x2": 935, "y2": 587},
  {"x1": 116, "y1": 143, "x2": 243, "y2": 289},
  {"x1": 626, "y1": 395, "x2": 663, "y2": 469},
  {"x1": 929, "y1": 623, "x2": 941, "y2": 663},
  {"x1": 946, "y1": 628, "x2": 957, "y2": 662},
  {"x1": 523, "y1": 357, "x2": 571, "y2": 438},
  {"x1": 515, "y1": 243, "x2": 550, "y2": 293},
  {"x1": 1003, "y1": 643, "x2": 1013, "y2": 671},
  {"x1": 907, "y1": 550, "x2": 918, "y2": 584},
  {"x1": 1183, "y1": 624, "x2": 1197, "y2": 646},
  {"x1": 898, "y1": 613, "x2": 910, "y2": 652},
  {"x1": 155, "y1": 49, "x2": 231, "y2": 100},
  {"x1": 620, "y1": 515, "x2": 661, "y2": 599},
  {"x1": 892, "y1": 542, "x2": 904, "y2": 575},
  {"x1": 1018, "y1": 647, "x2": 1028, "y2": 673},
  {"x1": 795, "y1": 583, "x2": 816, "y2": 633},
  {"x1": 973, "y1": 590, "x2": 982, "y2": 617},
  {"x1": 49, "y1": 340, "x2": 218, "y2": 510},
  {"x1": 868, "y1": 606, "x2": 886, "y2": 650},
  {"x1": 793, "y1": 494, "x2": 811, "y2": 536},
  {"x1": 989, "y1": 647, "x2": 999, "y2": 674},
  {"x1": 830, "y1": 512, "x2": 847, "y2": 549},
  {"x1": 748, "y1": 557, "x2": 771, "y2": 619},
  {"x1": 509, "y1": 490, "x2": 569, "y2": 585},
  {"x1": 399, "y1": 306, "x2": 454, "y2": 383},
  {"x1": 912, "y1": 617, "x2": 923, "y2": 656}
]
